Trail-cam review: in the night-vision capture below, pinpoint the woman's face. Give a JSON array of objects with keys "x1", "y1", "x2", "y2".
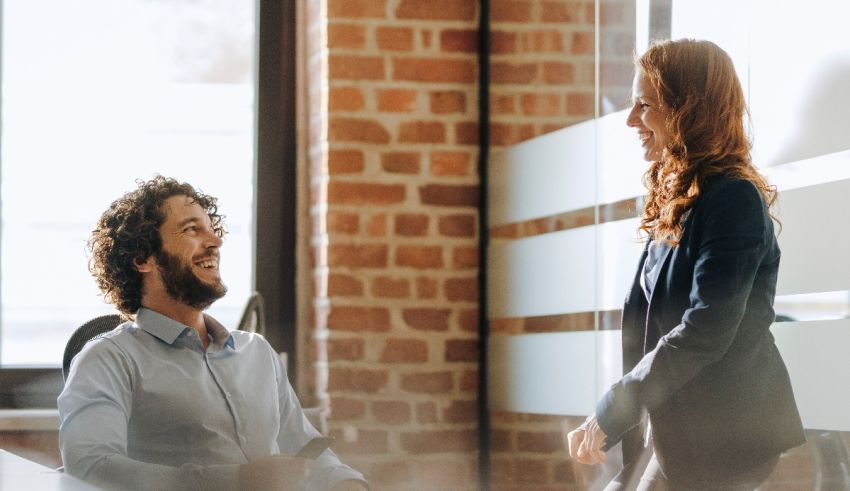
[{"x1": 626, "y1": 72, "x2": 670, "y2": 162}]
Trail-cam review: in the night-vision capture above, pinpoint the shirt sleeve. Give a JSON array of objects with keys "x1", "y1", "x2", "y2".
[
  {"x1": 596, "y1": 179, "x2": 773, "y2": 447},
  {"x1": 271, "y1": 350, "x2": 369, "y2": 490},
  {"x1": 58, "y1": 338, "x2": 241, "y2": 491}
]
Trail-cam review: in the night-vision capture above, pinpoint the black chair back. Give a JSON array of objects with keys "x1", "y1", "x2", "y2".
[{"x1": 62, "y1": 314, "x2": 125, "y2": 381}]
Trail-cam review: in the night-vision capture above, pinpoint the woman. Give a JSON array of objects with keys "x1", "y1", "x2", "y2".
[{"x1": 566, "y1": 39, "x2": 805, "y2": 490}]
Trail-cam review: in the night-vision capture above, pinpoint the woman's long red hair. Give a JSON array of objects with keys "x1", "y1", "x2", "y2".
[{"x1": 637, "y1": 39, "x2": 777, "y2": 243}]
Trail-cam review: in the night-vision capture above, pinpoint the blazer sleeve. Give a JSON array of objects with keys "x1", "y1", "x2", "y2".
[{"x1": 596, "y1": 179, "x2": 773, "y2": 447}]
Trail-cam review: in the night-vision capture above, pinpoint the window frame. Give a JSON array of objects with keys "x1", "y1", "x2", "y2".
[{"x1": 0, "y1": 0, "x2": 297, "y2": 408}]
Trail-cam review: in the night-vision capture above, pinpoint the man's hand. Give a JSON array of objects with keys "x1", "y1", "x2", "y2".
[
  {"x1": 238, "y1": 454, "x2": 311, "y2": 491},
  {"x1": 331, "y1": 479, "x2": 370, "y2": 491},
  {"x1": 561, "y1": 413, "x2": 607, "y2": 465}
]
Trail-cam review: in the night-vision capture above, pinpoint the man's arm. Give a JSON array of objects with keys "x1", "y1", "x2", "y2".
[{"x1": 271, "y1": 348, "x2": 369, "y2": 490}]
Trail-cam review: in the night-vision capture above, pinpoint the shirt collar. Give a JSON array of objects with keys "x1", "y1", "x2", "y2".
[{"x1": 135, "y1": 307, "x2": 235, "y2": 349}]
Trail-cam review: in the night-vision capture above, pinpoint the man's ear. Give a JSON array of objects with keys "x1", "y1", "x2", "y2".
[{"x1": 134, "y1": 255, "x2": 155, "y2": 273}]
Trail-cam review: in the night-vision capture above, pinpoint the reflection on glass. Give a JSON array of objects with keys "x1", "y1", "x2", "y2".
[{"x1": 1, "y1": 0, "x2": 256, "y2": 365}]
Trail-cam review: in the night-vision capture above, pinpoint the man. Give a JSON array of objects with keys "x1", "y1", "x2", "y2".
[{"x1": 59, "y1": 176, "x2": 368, "y2": 491}]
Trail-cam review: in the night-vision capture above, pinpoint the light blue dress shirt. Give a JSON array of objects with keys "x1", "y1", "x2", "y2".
[{"x1": 58, "y1": 307, "x2": 365, "y2": 490}]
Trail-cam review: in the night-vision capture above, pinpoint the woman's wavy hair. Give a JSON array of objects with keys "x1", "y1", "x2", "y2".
[
  {"x1": 637, "y1": 39, "x2": 777, "y2": 244},
  {"x1": 88, "y1": 176, "x2": 225, "y2": 317}
]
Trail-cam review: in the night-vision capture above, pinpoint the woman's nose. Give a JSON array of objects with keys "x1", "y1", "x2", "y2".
[{"x1": 626, "y1": 106, "x2": 640, "y2": 127}]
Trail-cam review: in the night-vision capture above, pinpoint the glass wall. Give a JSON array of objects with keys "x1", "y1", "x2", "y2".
[
  {"x1": 488, "y1": 0, "x2": 850, "y2": 488},
  {"x1": 1, "y1": 0, "x2": 257, "y2": 365}
]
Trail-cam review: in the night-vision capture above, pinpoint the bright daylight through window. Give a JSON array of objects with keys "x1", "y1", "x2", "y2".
[{"x1": 0, "y1": 0, "x2": 256, "y2": 365}]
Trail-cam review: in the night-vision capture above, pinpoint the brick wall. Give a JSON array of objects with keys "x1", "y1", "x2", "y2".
[{"x1": 304, "y1": 0, "x2": 480, "y2": 488}]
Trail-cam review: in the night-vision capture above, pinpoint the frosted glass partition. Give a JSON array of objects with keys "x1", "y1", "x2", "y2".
[{"x1": 488, "y1": 120, "x2": 596, "y2": 227}]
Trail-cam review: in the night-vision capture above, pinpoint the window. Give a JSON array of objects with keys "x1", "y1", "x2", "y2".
[{"x1": 1, "y1": 0, "x2": 257, "y2": 366}]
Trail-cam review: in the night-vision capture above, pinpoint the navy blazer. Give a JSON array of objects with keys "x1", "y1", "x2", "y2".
[{"x1": 596, "y1": 177, "x2": 805, "y2": 483}]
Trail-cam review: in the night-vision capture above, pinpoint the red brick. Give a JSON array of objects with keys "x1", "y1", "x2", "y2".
[
  {"x1": 443, "y1": 399, "x2": 478, "y2": 423},
  {"x1": 419, "y1": 184, "x2": 479, "y2": 207},
  {"x1": 521, "y1": 93, "x2": 563, "y2": 117},
  {"x1": 394, "y1": 214, "x2": 429, "y2": 236},
  {"x1": 372, "y1": 401, "x2": 412, "y2": 425},
  {"x1": 327, "y1": 337, "x2": 365, "y2": 361},
  {"x1": 328, "y1": 181, "x2": 405, "y2": 205},
  {"x1": 415, "y1": 277, "x2": 439, "y2": 299},
  {"x1": 452, "y1": 246, "x2": 478, "y2": 269},
  {"x1": 327, "y1": 149, "x2": 365, "y2": 174},
  {"x1": 395, "y1": 0, "x2": 476, "y2": 20},
  {"x1": 403, "y1": 308, "x2": 450, "y2": 331},
  {"x1": 328, "y1": 244, "x2": 388, "y2": 268},
  {"x1": 330, "y1": 397, "x2": 366, "y2": 420},
  {"x1": 368, "y1": 461, "x2": 412, "y2": 486},
  {"x1": 490, "y1": 31, "x2": 517, "y2": 54},
  {"x1": 523, "y1": 29, "x2": 564, "y2": 53},
  {"x1": 376, "y1": 26, "x2": 414, "y2": 51},
  {"x1": 491, "y1": 62, "x2": 538, "y2": 84},
  {"x1": 328, "y1": 0, "x2": 387, "y2": 18},
  {"x1": 327, "y1": 272, "x2": 364, "y2": 296},
  {"x1": 429, "y1": 90, "x2": 466, "y2": 114},
  {"x1": 329, "y1": 117, "x2": 391, "y2": 143},
  {"x1": 328, "y1": 367, "x2": 389, "y2": 393},
  {"x1": 431, "y1": 151, "x2": 470, "y2": 176},
  {"x1": 553, "y1": 461, "x2": 578, "y2": 483},
  {"x1": 372, "y1": 276, "x2": 411, "y2": 298},
  {"x1": 377, "y1": 88, "x2": 418, "y2": 112},
  {"x1": 541, "y1": 1, "x2": 582, "y2": 22},
  {"x1": 543, "y1": 61, "x2": 575, "y2": 84},
  {"x1": 412, "y1": 460, "x2": 476, "y2": 487},
  {"x1": 491, "y1": 94, "x2": 516, "y2": 114},
  {"x1": 330, "y1": 428, "x2": 390, "y2": 454},
  {"x1": 329, "y1": 86, "x2": 365, "y2": 111},
  {"x1": 438, "y1": 214, "x2": 476, "y2": 237},
  {"x1": 489, "y1": 122, "x2": 514, "y2": 146},
  {"x1": 396, "y1": 245, "x2": 443, "y2": 269},
  {"x1": 329, "y1": 55, "x2": 385, "y2": 80},
  {"x1": 326, "y1": 211, "x2": 359, "y2": 234},
  {"x1": 401, "y1": 371, "x2": 453, "y2": 394},
  {"x1": 421, "y1": 29, "x2": 433, "y2": 49},
  {"x1": 327, "y1": 24, "x2": 366, "y2": 49},
  {"x1": 417, "y1": 401, "x2": 438, "y2": 423},
  {"x1": 446, "y1": 339, "x2": 478, "y2": 362},
  {"x1": 327, "y1": 305, "x2": 391, "y2": 331},
  {"x1": 367, "y1": 213, "x2": 387, "y2": 236},
  {"x1": 518, "y1": 431, "x2": 564, "y2": 453},
  {"x1": 454, "y1": 122, "x2": 479, "y2": 145},
  {"x1": 440, "y1": 29, "x2": 478, "y2": 53},
  {"x1": 400, "y1": 429, "x2": 477, "y2": 453},
  {"x1": 460, "y1": 369, "x2": 478, "y2": 391},
  {"x1": 490, "y1": 429, "x2": 514, "y2": 452},
  {"x1": 566, "y1": 92, "x2": 594, "y2": 116},
  {"x1": 380, "y1": 338, "x2": 428, "y2": 363},
  {"x1": 516, "y1": 458, "x2": 548, "y2": 483},
  {"x1": 491, "y1": 0, "x2": 531, "y2": 22},
  {"x1": 445, "y1": 277, "x2": 478, "y2": 301},
  {"x1": 381, "y1": 151, "x2": 420, "y2": 174},
  {"x1": 393, "y1": 58, "x2": 476, "y2": 83},
  {"x1": 398, "y1": 121, "x2": 446, "y2": 143},
  {"x1": 572, "y1": 30, "x2": 594, "y2": 55},
  {"x1": 459, "y1": 309, "x2": 479, "y2": 332}
]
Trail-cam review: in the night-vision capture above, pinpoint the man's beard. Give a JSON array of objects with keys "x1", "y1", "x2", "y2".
[{"x1": 155, "y1": 249, "x2": 227, "y2": 310}]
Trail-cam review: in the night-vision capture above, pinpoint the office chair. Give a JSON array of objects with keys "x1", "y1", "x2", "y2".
[
  {"x1": 237, "y1": 291, "x2": 266, "y2": 336},
  {"x1": 62, "y1": 314, "x2": 125, "y2": 381}
]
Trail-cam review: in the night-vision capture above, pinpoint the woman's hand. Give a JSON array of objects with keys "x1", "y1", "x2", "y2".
[{"x1": 562, "y1": 413, "x2": 608, "y2": 465}]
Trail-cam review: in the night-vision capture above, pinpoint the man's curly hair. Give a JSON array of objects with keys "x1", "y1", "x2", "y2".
[{"x1": 88, "y1": 176, "x2": 225, "y2": 317}]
